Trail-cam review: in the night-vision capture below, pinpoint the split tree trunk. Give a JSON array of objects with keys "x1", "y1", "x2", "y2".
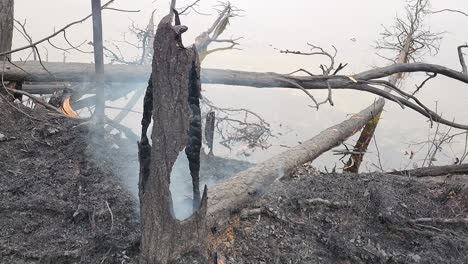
[
  {"x1": 0, "y1": 0, "x2": 13, "y2": 61},
  {"x1": 138, "y1": 14, "x2": 208, "y2": 263}
]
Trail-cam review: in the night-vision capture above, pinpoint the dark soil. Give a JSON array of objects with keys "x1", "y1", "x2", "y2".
[
  {"x1": 215, "y1": 164, "x2": 468, "y2": 263},
  {"x1": 0, "y1": 102, "x2": 140, "y2": 264},
  {"x1": 1, "y1": 102, "x2": 467, "y2": 263}
]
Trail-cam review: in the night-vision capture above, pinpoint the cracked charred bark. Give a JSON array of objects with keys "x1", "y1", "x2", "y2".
[{"x1": 137, "y1": 15, "x2": 207, "y2": 263}]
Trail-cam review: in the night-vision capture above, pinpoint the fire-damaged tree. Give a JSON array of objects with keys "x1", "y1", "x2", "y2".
[
  {"x1": 137, "y1": 12, "x2": 208, "y2": 263},
  {"x1": 0, "y1": 0, "x2": 13, "y2": 60}
]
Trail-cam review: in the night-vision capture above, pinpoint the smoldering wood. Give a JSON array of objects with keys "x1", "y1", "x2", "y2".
[
  {"x1": 388, "y1": 163, "x2": 468, "y2": 177},
  {"x1": 207, "y1": 99, "x2": 385, "y2": 223},
  {"x1": 137, "y1": 14, "x2": 208, "y2": 263}
]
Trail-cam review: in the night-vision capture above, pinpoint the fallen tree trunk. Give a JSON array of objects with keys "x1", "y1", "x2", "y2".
[
  {"x1": 11, "y1": 62, "x2": 468, "y2": 130},
  {"x1": 207, "y1": 98, "x2": 385, "y2": 223},
  {"x1": 388, "y1": 163, "x2": 468, "y2": 177},
  {"x1": 4, "y1": 61, "x2": 468, "y2": 85}
]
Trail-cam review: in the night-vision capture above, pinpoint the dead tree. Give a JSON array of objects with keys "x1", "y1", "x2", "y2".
[
  {"x1": 4, "y1": 60, "x2": 468, "y2": 130},
  {"x1": 0, "y1": 0, "x2": 19, "y2": 103},
  {"x1": 345, "y1": 0, "x2": 442, "y2": 172},
  {"x1": 91, "y1": 0, "x2": 106, "y2": 122},
  {"x1": 0, "y1": 0, "x2": 13, "y2": 61},
  {"x1": 138, "y1": 14, "x2": 208, "y2": 263}
]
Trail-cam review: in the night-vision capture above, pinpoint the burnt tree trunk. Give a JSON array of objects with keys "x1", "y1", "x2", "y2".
[
  {"x1": 138, "y1": 14, "x2": 208, "y2": 263},
  {"x1": 0, "y1": 0, "x2": 13, "y2": 61},
  {"x1": 91, "y1": 0, "x2": 105, "y2": 122}
]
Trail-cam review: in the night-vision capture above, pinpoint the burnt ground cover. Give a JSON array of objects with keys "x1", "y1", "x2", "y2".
[
  {"x1": 214, "y1": 164, "x2": 468, "y2": 263},
  {"x1": 1, "y1": 102, "x2": 467, "y2": 263}
]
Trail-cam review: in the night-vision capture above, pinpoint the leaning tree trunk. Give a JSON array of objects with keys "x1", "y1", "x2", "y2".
[
  {"x1": 138, "y1": 14, "x2": 208, "y2": 263},
  {"x1": 0, "y1": 0, "x2": 13, "y2": 61},
  {"x1": 344, "y1": 35, "x2": 412, "y2": 172}
]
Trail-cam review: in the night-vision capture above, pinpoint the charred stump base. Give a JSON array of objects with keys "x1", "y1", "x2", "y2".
[{"x1": 137, "y1": 14, "x2": 208, "y2": 263}]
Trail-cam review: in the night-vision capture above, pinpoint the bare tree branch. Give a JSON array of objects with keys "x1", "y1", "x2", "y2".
[
  {"x1": 0, "y1": 0, "x2": 116, "y2": 58},
  {"x1": 13, "y1": 19, "x2": 36, "y2": 61},
  {"x1": 431, "y1": 9, "x2": 468, "y2": 17}
]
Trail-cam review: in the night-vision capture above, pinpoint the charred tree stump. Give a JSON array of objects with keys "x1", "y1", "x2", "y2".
[{"x1": 137, "y1": 14, "x2": 208, "y2": 263}]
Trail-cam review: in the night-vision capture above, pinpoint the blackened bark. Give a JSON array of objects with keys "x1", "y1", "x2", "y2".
[
  {"x1": 186, "y1": 57, "x2": 202, "y2": 210},
  {"x1": 205, "y1": 111, "x2": 215, "y2": 155},
  {"x1": 138, "y1": 75, "x2": 153, "y2": 204},
  {"x1": 138, "y1": 14, "x2": 208, "y2": 264}
]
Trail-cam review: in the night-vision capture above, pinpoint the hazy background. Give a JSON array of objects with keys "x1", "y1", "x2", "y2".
[{"x1": 12, "y1": 0, "x2": 468, "y2": 172}]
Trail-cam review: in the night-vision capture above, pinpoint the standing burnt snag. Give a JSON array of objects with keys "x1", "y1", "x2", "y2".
[
  {"x1": 205, "y1": 111, "x2": 216, "y2": 156},
  {"x1": 137, "y1": 13, "x2": 208, "y2": 264}
]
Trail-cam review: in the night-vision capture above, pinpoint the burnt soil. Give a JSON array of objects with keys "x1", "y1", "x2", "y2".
[{"x1": 1, "y1": 102, "x2": 467, "y2": 263}]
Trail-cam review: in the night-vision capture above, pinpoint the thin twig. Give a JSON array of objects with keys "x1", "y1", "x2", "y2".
[
  {"x1": 431, "y1": 9, "x2": 468, "y2": 17},
  {"x1": 413, "y1": 72, "x2": 437, "y2": 95},
  {"x1": 105, "y1": 201, "x2": 114, "y2": 232}
]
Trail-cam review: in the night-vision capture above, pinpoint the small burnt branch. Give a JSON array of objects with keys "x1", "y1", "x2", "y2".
[
  {"x1": 204, "y1": 111, "x2": 216, "y2": 155},
  {"x1": 458, "y1": 45, "x2": 468, "y2": 75}
]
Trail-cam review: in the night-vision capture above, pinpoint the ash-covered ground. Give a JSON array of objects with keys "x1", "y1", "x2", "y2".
[{"x1": 1, "y1": 102, "x2": 467, "y2": 263}]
